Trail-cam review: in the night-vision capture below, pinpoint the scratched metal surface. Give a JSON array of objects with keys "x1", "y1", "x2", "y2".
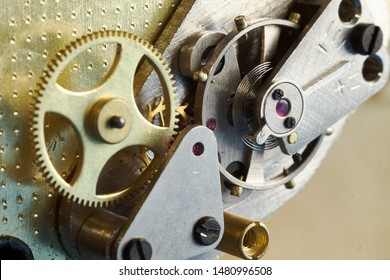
[{"x1": 0, "y1": 0, "x2": 180, "y2": 260}]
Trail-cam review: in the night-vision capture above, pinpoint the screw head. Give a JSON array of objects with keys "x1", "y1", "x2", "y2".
[
  {"x1": 350, "y1": 23, "x2": 383, "y2": 55},
  {"x1": 193, "y1": 70, "x2": 208, "y2": 82},
  {"x1": 194, "y1": 216, "x2": 221, "y2": 246},
  {"x1": 285, "y1": 180, "x2": 296, "y2": 190},
  {"x1": 292, "y1": 153, "x2": 303, "y2": 163},
  {"x1": 284, "y1": 117, "x2": 296, "y2": 129},
  {"x1": 230, "y1": 185, "x2": 243, "y2": 197},
  {"x1": 123, "y1": 238, "x2": 152, "y2": 260},
  {"x1": 272, "y1": 89, "x2": 284, "y2": 100},
  {"x1": 288, "y1": 133, "x2": 298, "y2": 145},
  {"x1": 234, "y1": 15, "x2": 248, "y2": 31}
]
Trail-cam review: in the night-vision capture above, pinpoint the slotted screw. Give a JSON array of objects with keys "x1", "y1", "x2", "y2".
[
  {"x1": 123, "y1": 238, "x2": 152, "y2": 260},
  {"x1": 284, "y1": 117, "x2": 296, "y2": 129},
  {"x1": 350, "y1": 24, "x2": 383, "y2": 55},
  {"x1": 194, "y1": 216, "x2": 221, "y2": 246},
  {"x1": 272, "y1": 89, "x2": 284, "y2": 100}
]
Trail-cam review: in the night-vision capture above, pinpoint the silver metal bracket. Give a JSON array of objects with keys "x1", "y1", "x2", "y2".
[{"x1": 113, "y1": 126, "x2": 224, "y2": 259}]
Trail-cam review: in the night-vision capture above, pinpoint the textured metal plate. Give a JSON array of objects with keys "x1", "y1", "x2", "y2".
[{"x1": 0, "y1": 0, "x2": 180, "y2": 259}]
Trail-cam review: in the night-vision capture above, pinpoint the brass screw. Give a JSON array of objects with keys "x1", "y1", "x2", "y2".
[
  {"x1": 288, "y1": 12, "x2": 302, "y2": 24},
  {"x1": 230, "y1": 186, "x2": 243, "y2": 197},
  {"x1": 193, "y1": 70, "x2": 208, "y2": 83},
  {"x1": 234, "y1": 15, "x2": 248, "y2": 31},
  {"x1": 285, "y1": 180, "x2": 296, "y2": 189},
  {"x1": 288, "y1": 133, "x2": 298, "y2": 145}
]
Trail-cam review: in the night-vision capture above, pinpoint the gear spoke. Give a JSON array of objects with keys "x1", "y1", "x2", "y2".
[
  {"x1": 99, "y1": 42, "x2": 145, "y2": 95},
  {"x1": 38, "y1": 84, "x2": 93, "y2": 133},
  {"x1": 125, "y1": 120, "x2": 173, "y2": 153}
]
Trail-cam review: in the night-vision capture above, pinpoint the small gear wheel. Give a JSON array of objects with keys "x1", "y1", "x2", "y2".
[{"x1": 33, "y1": 30, "x2": 178, "y2": 207}]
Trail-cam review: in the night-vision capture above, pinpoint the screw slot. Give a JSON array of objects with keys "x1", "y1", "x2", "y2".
[
  {"x1": 123, "y1": 238, "x2": 152, "y2": 260},
  {"x1": 284, "y1": 117, "x2": 296, "y2": 129},
  {"x1": 194, "y1": 216, "x2": 221, "y2": 246},
  {"x1": 350, "y1": 24, "x2": 383, "y2": 55},
  {"x1": 272, "y1": 89, "x2": 284, "y2": 100}
]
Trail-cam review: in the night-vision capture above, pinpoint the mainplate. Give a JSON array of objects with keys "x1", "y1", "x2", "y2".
[{"x1": 0, "y1": 0, "x2": 181, "y2": 259}]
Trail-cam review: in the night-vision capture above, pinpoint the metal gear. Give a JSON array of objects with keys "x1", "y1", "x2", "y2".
[{"x1": 32, "y1": 30, "x2": 179, "y2": 207}]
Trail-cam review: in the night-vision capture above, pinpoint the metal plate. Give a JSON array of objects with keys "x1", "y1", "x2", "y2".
[{"x1": 0, "y1": 0, "x2": 180, "y2": 260}]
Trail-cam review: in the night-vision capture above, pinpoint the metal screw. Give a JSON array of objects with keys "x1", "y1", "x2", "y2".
[
  {"x1": 109, "y1": 116, "x2": 126, "y2": 129},
  {"x1": 350, "y1": 23, "x2": 383, "y2": 55},
  {"x1": 284, "y1": 117, "x2": 296, "y2": 129},
  {"x1": 288, "y1": 133, "x2": 298, "y2": 145},
  {"x1": 292, "y1": 153, "x2": 303, "y2": 164},
  {"x1": 234, "y1": 15, "x2": 248, "y2": 31},
  {"x1": 123, "y1": 238, "x2": 152, "y2": 260},
  {"x1": 272, "y1": 89, "x2": 284, "y2": 100},
  {"x1": 230, "y1": 185, "x2": 243, "y2": 197},
  {"x1": 288, "y1": 11, "x2": 302, "y2": 25},
  {"x1": 193, "y1": 70, "x2": 208, "y2": 82},
  {"x1": 285, "y1": 180, "x2": 296, "y2": 189},
  {"x1": 194, "y1": 216, "x2": 221, "y2": 246}
]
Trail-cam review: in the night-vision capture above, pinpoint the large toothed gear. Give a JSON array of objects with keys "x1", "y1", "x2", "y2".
[{"x1": 32, "y1": 31, "x2": 179, "y2": 207}]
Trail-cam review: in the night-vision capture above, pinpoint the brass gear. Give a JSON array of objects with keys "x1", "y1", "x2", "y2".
[{"x1": 32, "y1": 30, "x2": 179, "y2": 207}]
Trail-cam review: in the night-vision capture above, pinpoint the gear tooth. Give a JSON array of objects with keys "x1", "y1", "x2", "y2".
[
  {"x1": 71, "y1": 39, "x2": 78, "y2": 47},
  {"x1": 77, "y1": 35, "x2": 87, "y2": 45},
  {"x1": 51, "y1": 58, "x2": 59, "y2": 67},
  {"x1": 47, "y1": 64, "x2": 56, "y2": 73},
  {"x1": 69, "y1": 194, "x2": 76, "y2": 203},
  {"x1": 35, "y1": 145, "x2": 43, "y2": 154},
  {"x1": 42, "y1": 70, "x2": 51, "y2": 81},
  {"x1": 85, "y1": 33, "x2": 92, "y2": 43},
  {"x1": 78, "y1": 198, "x2": 85, "y2": 206}
]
